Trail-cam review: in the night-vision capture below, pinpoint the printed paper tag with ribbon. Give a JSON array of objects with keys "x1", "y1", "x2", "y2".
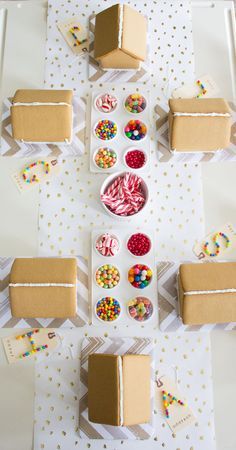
[
  {"x1": 12, "y1": 158, "x2": 61, "y2": 193},
  {"x1": 2, "y1": 328, "x2": 59, "y2": 364},
  {"x1": 193, "y1": 223, "x2": 236, "y2": 261},
  {"x1": 155, "y1": 375, "x2": 196, "y2": 433},
  {"x1": 172, "y1": 74, "x2": 220, "y2": 99},
  {"x1": 57, "y1": 18, "x2": 89, "y2": 56}
]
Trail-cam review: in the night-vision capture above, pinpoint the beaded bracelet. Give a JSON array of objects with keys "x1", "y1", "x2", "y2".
[
  {"x1": 203, "y1": 232, "x2": 230, "y2": 257},
  {"x1": 196, "y1": 79, "x2": 207, "y2": 98},
  {"x1": 22, "y1": 160, "x2": 50, "y2": 184}
]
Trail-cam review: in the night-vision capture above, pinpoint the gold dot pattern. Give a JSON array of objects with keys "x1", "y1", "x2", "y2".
[{"x1": 34, "y1": 331, "x2": 215, "y2": 449}]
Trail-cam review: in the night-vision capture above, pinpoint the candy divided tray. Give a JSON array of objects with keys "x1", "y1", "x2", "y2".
[
  {"x1": 89, "y1": 89, "x2": 151, "y2": 174},
  {"x1": 90, "y1": 228, "x2": 157, "y2": 326}
]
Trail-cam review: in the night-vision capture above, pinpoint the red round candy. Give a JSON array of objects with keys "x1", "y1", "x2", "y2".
[
  {"x1": 127, "y1": 233, "x2": 151, "y2": 256},
  {"x1": 125, "y1": 149, "x2": 146, "y2": 169}
]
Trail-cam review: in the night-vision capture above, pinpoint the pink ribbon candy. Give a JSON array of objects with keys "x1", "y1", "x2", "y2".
[
  {"x1": 96, "y1": 233, "x2": 119, "y2": 256},
  {"x1": 101, "y1": 173, "x2": 146, "y2": 216}
]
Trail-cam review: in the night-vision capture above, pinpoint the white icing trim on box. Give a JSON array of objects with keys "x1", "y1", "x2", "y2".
[
  {"x1": 12, "y1": 102, "x2": 71, "y2": 107},
  {"x1": 118, "y1": 356, "x2": 124, "y2": 426},
  {"x1": 118, "y1": 4, "x2": 124, "y2": 49},
  {"x1": 169, "y1": 147, "x2": 222, "y2": 154},
  {"x1": 9, "y1": 283, "x2": 75, "y2": 288},
  {"x1": 173, "y1": 112, "x2": 231, "y2": 117},
  {"x1": 184, "y1": 288, "x2": 236, "y2": 295}
]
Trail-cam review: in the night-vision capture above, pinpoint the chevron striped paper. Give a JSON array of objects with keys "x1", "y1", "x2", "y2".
[
  {"x1": 157, "y1": 260, "x2": 236, "y2": 332},
  {"x1": 79, "y1": 337, "x2": 155, "y2": 439},
  {"x1": 0, "y1": 96, "x2": 86, "y2": 157},
  {"x1": 0, "y1": 256, "x2": 89, "y2": 328}
]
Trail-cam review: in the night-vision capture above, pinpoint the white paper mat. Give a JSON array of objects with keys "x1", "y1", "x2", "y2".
[{"x1": 33, "y1": 330, "x2": 215, "y2": 450}]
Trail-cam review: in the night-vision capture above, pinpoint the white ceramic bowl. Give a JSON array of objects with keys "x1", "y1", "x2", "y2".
[
  {"x1": 93, "y1": 119, "x2": 118, "y2": 142},
  {"x1": 126, "y1": 232, "x2": 152, "y2": 258},
  {"x1": 123, "y1": 119, "x2": 148, "y2": 143},
  {"x1": 95, "y1": 297, "x2": 122, "y2": 323},
  {"x1": 123, "y1": 93, "x2": 148, "y2": 115},
  {"x1": 123, "y1": 147, "x2": 148, "y2": 171},
  {"x1": 127, "y1": 296, "x2": 154, "y2": 323},
  {"x1": 100, "y1": 171, "x2": 149, "y2": 221},
  {"x1": 93, "y1": 147, "x2": 118, "y2": 171},
  {"x1": 94, "y1": 93, "x2": 119, "y2": 114},
  {"x1": 94, "y1": 232, "x2": 121, "y2": 258},
  {"x1": 94, "y1": 264, "x2": 120, "y2": 290}
]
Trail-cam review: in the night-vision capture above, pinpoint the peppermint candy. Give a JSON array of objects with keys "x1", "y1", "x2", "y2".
[
  {"x1": 95, "y1": 93, "x2": 118, "y2": 113},
  {"x1": 95, "y1": 233, "x2": 120, "y2": 257}
]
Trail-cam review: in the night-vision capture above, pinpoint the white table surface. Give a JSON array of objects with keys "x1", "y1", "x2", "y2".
[{"x1": 0, "y1": 2, "x2": 236, "y2": 450}]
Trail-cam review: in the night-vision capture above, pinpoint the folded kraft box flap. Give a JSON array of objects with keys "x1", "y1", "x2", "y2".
[
  {"x1": 94, "y1": 4, "x2": 147, "y2": 70},
  {"x1": 178, "y1": 261, "x2": 236, "y2": 325},
  {"x1": 11, "y1": 89, "x2": 73, "y2": 143},
  {"x1": 168, "y1": 98, "x2": 231, "y2": 152},
  {"x1": 9, "y1": 258, "x2": 77, "y2": 318},
  {"x1": 88, "y1": 353, "x2": 151, "y2": 426}
]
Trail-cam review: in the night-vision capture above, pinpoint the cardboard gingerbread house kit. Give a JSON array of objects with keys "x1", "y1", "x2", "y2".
[
  {"x1": 88, "y1": 353, "x2": 151, "y2": 426},
  {"x1": 94, "y1": 4, "x2": 147, "y2": 70},
  {"x1": 9, "y1": 258, "x2": 77, "y2": 318},
  {"x1": 11, "y1": 89, "x2": 73, "y2": 143},
  {"x1": 168, "y1": 98, "x2": 231, "y2": 152},
  {"x1": 178, "y1": 261, "x2": 236, "y2": 325}
]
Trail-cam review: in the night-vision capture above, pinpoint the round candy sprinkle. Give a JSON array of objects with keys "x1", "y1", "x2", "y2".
[
  {"x1": 95, "y1": 233, "x2": 120, "y2": 257},
  {"x1": 127, "y1": 233, "x2": 151, "y2": 257},
  {"x1": 124, "y1": 119, "x2": 147, "y2": 141},
  {"x1": 95, "y1": 93, "x2": 118, "y2": 113},
  {"x1": 125, "y1": 149, "x2": 146, "y2": 169},
  {"x1": 124, "y1": 93, "x2": 147, "y2": 114},
  {"x1": 96, "y1": 297, "x2": 121, "y2": 322},
  {"x1": 95, "y1": 119, "x2": 117, "y2": 141},
  {"x1": 94, "y1": 147, "x2": 117, "y2": 169},
  {"x1": 95, "y1": 264, "x2": 120, "y2": 289},
  {"x1": 128, "y1": 264, "x2": 152, "y2": 289},
  {"x1": 127, "y1": 296, "x2": 153, "y2": 322}
]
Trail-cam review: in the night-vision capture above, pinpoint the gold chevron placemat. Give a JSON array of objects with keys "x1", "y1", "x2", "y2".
[
  {"x1": 0, "y1": 96, "x2": 86, "y2": 157},
  {"x1": 0, "y1": 256, "x2": 89, "y2": 328}
]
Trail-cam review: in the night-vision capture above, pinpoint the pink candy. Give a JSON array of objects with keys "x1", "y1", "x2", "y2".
[
  {"x1": 96, "y1": 233, "x2": 119, "y2": 257},
  {"x1": 101, "y1": 172, "x2": 146, "y2": 217},
  {"x1": 95, "y1": 93, "x2": 118, "y2": 113}
]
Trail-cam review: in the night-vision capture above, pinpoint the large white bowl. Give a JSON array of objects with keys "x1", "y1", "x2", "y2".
[{"x1": 100, "y1": 171, "x2": 149, "y2": 220}]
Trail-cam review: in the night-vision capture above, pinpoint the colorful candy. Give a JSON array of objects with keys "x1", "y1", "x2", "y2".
[
  {"x1": 96, "y1": 297, "x2": 121, "y2": 322},
  {"x1": 101, "y1": 172, "x2": 146, "y2": 217},
  {"x1": 127, "y1": 296, "x2": 153, "y2": 322},
  {"x1": 22, "y1": 160, "x2": 50, "y2": 183},
  {"x1": 125, "y1": 149, "x2": 146, "y2": 169},
  {"x1": 94, "y1": 147, "x2": 117, "y2": 169},
  {"x1": 128, "y1": 264, "x2": 152, "y2": 289},
  {"x1": 127, "y1": 233, "x2": 151, "y2": 256},
  {"x1": 124, "y1": 93, "x2": 147, "y2": 114},
  {"x1": 95, "y1": 119, "x2": 117, "y2": 140},
  {"x1": 124, "y1": 119, "x2": 147, "y2": 141},
  {"x1": 95, "y1": 264, "x2": 120, "y2": 289},
  {"x1": 95, "y1": 233, "x2": 120, "y2": 257},
  {"x1": 95, "y1": 93, "x2": 118, "y2": 113},
  {"x1": 203, "y1": 232, "x2": 230, "y2": 257},
  {"x1": 16, "y1": 329, "x2": 48, "y2": 359}
]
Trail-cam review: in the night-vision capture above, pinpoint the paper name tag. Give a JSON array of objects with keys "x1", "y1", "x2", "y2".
[
  {"x1": 155, "y1": 375, "x2": 196, "y2": 433},
  {"x1": 193, "y1": 223, "x2": 236, "y2": 260},
  {"x1": 12, "y1": 158, "x2": 61, "y2": 193},
  {"x1": 2, "y1": 329, "x2": 59, "y2": 364},
  {"x1": 172, "y1": 74, "x2": 220, "y2": 99},
  {"x1": 57, "y1": 18, "x2": 89, "y2": 55}
]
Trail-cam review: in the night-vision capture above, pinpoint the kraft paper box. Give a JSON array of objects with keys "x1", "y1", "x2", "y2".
[
  {"x1": 9, "y1": 258, "x2": 77, "y2": 318},
  {"x1": 178, "y1": 262, "x2": 236, "y2": 325},
  {"x1": 94, "y1": 4, "x2": 147, "y2": 70},
  {"x1": 88, "y1": 353, "x2": 151, "y2": 426},
  {"x1": 168, "y1": 98, "x2": 231, "y2": 152},
  {"x1": 11, "y1": 89, "x2": 73, "y2": 143}
]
